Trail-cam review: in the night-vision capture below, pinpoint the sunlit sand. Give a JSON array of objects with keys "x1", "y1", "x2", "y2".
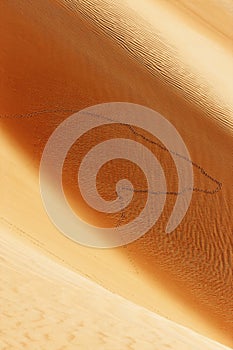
[{"x1": 0, "y1": 0, "x2": 232, "y2": 348}]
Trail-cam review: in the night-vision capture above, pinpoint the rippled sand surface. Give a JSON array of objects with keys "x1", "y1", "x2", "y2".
[
  {"x1": 0, "y1": 226, "x2": 231, "y2": 350},
  {"x1": 0, "y1": 0, "x2": 233, "y2": 348}
]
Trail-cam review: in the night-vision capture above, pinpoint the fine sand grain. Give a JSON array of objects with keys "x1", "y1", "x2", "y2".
[
  {"x1": 0, "y1": 0, "x2": 233, "y2": 348},
  {"x1": 0, "y1": 225, "x2": 232, "y2": 350}
]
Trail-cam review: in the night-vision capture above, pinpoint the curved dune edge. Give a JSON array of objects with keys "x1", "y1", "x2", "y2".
[
  {"x1": 58, "y1": 0, "x2": 233, "y2": 132},
  {"x1": 0, "y1": 0, "x2": 233, "y2": 348},
  {"x1": 0, "y1": 126, "x2": 232, "y2": 348},
  {"x1": 0, "y1": 226, "x2": 231, "y2": 350},
  {"x1": 171, "y1": 0, "x2": 233, "y2": 41}
]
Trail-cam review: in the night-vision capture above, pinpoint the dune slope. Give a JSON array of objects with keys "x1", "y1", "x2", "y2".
[{"x1": 0, "y1": 0, "x2": 233, "y2": 347}]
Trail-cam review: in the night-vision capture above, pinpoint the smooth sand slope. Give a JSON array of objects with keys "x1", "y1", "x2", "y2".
[
  {"x1": 0, "y1": 0, "x2": 233, "y2": 348},
  {"x1": 0, "y1": 225, "x2": 231, "y2": 350}
]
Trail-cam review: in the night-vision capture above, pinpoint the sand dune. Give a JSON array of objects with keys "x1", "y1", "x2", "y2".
[
  {"x1": 0, "y1": 225, "x2": 231, "y2": 350},
  {"x1": 0, "y1": 0, "x2": 233, "y2": 348}
]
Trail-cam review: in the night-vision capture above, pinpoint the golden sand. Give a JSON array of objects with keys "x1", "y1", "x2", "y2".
[{"x1": 0, "y1": 0, "x2": 232, "y2": 348}]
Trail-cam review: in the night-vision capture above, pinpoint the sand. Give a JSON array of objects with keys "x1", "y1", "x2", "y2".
[
  {"x1": 0, "y1": 224, "x2": 231, "y2": 350},
  {"x1": 0, "y1": 0, "x2": 233, "y2": 348}
]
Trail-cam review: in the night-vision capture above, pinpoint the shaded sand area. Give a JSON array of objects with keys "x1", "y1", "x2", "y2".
[{"x1": 0, "y1": 0, "x2": 233, "y2": 348}]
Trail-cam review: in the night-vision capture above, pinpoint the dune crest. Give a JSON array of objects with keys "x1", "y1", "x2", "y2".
[
  {"x1": 0, "y1": 0, "x2": 232, "y2": 348},
  {"x1": 0, "y1": 226, "x2": 231, "y2": 350}
]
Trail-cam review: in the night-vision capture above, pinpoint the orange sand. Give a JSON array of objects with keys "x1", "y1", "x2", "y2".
[{"x1": 0, "y1": 0, "x2": 233, "y2": 348}]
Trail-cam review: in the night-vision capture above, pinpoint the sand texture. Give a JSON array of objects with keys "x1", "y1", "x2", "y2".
[
  {"x1": 0, "y1": 0, "x2": 233, "y2": 348},
  {"x1": 0, "y1": 225, "x2": 231, "y2": 350}
]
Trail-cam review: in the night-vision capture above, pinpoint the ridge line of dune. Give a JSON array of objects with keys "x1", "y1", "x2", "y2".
[{"x1": 55, "y1": 0, "x2": 233, "y2": 133}]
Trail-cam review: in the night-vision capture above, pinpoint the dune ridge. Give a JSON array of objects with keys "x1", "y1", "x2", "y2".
[
  {"x1": 0, "y1": 0, "x2": 233, "y2": 348},
  {"x1": 0, "y1": 225, "x2": 232, "y2": 350},
  {"x1": 57, "y1": 0, "x2": 233, "y2": 131}
]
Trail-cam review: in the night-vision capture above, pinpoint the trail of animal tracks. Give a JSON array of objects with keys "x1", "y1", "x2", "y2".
[{"x1": 0, "y1": 0, "x2": 233, "y2": 348}]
